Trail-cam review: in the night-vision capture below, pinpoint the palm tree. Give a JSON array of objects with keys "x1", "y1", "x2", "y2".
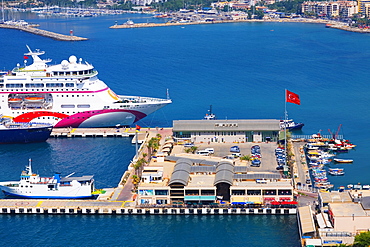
[
  {"x1": 132, "y1": 175, "x2": 140, "y2": 185},
  {"x1": 354, "y1": 231, "x2": 370, "y2": 247},
  {"x1": 147, "y1": 137, "x2": 160, "y2": 158},
  {"x1": 190, "y1": 146, "x2": 198, "y2": 154},
  {"x1": 240, "y1": 155, "x2": 252, "y2": 163}
]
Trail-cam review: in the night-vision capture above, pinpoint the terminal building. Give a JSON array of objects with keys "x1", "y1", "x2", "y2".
[
  {"x1": 137, "y1": 157, "x2": 294, "y2": 206},
  {"x1": 172, "y1": 119, "x2": 281, "y2": 143}
]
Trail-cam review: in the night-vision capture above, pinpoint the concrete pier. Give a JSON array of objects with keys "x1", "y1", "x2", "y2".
[
  {"x1": 0, "y1": 199, "x2": 297, "y2": 215},
  {"x1": 0, "y1": 24, "x2": 88, "y2": 41},
  {"x1": 51, "y1": 127, "x2": 143, "y2": 139}
]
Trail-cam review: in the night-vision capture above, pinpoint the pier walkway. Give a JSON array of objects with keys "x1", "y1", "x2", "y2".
[{"x1": 0, "y1": 24, "x2": 88, "y2": 41}]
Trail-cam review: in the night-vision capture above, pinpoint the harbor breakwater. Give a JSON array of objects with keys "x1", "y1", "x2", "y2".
[
  {"x1": 0, "y1": 24, "x2": 88, "y2": 41},
  {"x1": 110, "y1": 18, "x2": 330, "y2": 29}
]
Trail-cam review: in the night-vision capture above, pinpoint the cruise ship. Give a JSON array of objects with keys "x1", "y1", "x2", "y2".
[{"x1": 0, "y1": 46, "x2": 172, "y2": 128}]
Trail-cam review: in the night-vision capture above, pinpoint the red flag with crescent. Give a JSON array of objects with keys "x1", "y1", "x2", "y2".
[{"x1": 286, "y1": 90, "x2": 300, "y2": 105}]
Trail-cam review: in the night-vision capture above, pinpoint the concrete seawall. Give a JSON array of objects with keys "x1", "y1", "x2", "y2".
[{"x1": 0, "y1": 24, "x2": 88, "y2": 41}]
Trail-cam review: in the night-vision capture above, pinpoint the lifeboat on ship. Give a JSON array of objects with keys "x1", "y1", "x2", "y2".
[
  {"x1": 24, "y1": 96, "x2": 45, "y2": 102},
  {"x1": 8, "y1": 98, "x2": 22, "y2": 103}
]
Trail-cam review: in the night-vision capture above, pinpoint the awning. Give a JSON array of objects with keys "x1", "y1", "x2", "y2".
[
  {"x1": 264, "y1": 197, "x2": 276, "y2": 201},
  {"x1": 281, "y1": 201, "x2": 298, "y2": 205},
  {"x1": 232, "y1": 202, "x2": 246, "y2": 205},
  {"x1": 279, "y1": 197, "x2": 292, "y2": 201},
  {"x1": 270, "y1": 201, "x2": 280, "y2": 205},
  {"x1": 231, "y1": 196, "x2": 245, "y2": 203},
  {"x1": 163, "y1": 143, "x2": 173, "y2": 148},
  {"x1": 248, "y1": 197, "x2": 262, "y2": 203}
]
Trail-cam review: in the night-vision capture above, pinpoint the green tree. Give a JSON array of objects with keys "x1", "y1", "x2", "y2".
[
  {"x1": 185, "y1": 146, "x2": 198, "y2": 154},
  {"x1": 147, "y1": 137, "x2": 160, "y2": 158},
  {"x1": 354, "y1": 231, "x2": 370, "y2": 247},
  {"x1": 240, "y1": 155, "x2": 252, "y2": 162},
  {"x1": 132, "y1": 175, "x2": 140, "y2": 185}
]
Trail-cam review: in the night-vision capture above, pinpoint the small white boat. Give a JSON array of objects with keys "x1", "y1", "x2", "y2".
[
  {"x1": 334, "y1": 158, "x2": 353, "y2": 163},
  {"x1": 328, "y1": 168, "x2": 344, "y2": 176},
  {"x1": 0, "y1": 159, "x2": 95, "y2": 199}
]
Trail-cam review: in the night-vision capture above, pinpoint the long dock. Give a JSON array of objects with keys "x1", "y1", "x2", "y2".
[
  {"x1": 50, "y1": 127, "x2": 147, "y2": 143},
  {"x1": 0, "y1": 199, "x2": 297, "y2": 215},
  {"x1": 0, "y1": 24, "x2": 88, "y2": 41}
]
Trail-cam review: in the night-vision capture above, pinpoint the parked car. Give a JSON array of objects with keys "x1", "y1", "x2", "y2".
[
  {"x1": 205, "y1": 148, "x2": 214, "y2": 154},
  {"x1": 196, "y1": 150, "x2": 210, "y2": 156},
  {"x1": 231, "y1": 153, "x2": 241, "y2": 158},
  {"x1": 184, "y1": 143, "x2": 195, "y2": 147},
  {"x1": 230, "y1": 146, "x2": 240, "y2": 153},
  {"x1": 251, "y1": 159, "x2": 261, "y2": 167}
]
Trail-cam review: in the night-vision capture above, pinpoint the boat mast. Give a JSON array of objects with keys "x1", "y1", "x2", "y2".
[{"x1": 27, "y1": 158, "x2": 33, "y2": 175}]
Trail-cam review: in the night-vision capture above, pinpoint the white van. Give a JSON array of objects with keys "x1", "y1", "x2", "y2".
[
  {"x1": 231, "y1": 153, "x2": 241, "y2": 158},
  {"x1": 196, "y1": 150, "x2": 210, "y2": 156},
  {"x1": 204, "y1": 148, "x2": 214, "y2": 154}
]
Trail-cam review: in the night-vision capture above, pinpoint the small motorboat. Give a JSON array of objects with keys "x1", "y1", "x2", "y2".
[
  {"x1": 334, "y1": 158, "x2": 353, "y2": 163},
  {"x1": 328, "y1": 168, "x2": 345, "y2": 176}
]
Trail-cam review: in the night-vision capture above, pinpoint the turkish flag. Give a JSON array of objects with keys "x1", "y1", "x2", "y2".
[{"x1": 286, "y1": 90, "x2": 300, "y2": 105}]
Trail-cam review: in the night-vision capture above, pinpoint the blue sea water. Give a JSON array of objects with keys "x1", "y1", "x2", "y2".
[{"x1": 1, "y1": 12, "x2": 370, "y2": 246}]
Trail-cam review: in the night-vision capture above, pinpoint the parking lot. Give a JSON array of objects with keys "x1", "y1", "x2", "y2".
[{"x1": 193, "y1": 142, "x2": 281, "y2": 173}]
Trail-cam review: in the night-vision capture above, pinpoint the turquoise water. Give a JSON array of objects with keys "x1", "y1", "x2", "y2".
[{"x1": 1, "y1": 12, "x2": 370, "y2": 246}]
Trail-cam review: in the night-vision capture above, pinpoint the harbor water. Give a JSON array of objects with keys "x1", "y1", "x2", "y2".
[{"x1": 1, "y1": 12, "x2": 370, "y2": 246}]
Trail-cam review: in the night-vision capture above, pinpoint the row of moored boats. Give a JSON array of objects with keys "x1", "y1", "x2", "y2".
[{"x1": 305, "y1": 134, "x2": 356, "y2": 190}]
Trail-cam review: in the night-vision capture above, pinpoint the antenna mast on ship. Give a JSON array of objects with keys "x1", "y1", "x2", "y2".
[
  {"x1": 2, "y1": 0, "x2": 5, "y2": 23},
  {"x1": 27, "y1": 158, "x2": 33, "y2": 175}
]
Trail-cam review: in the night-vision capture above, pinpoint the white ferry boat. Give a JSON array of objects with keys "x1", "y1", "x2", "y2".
[
  {"x1": 0, "y1": 159, "x2": 95, "y2": 199},
  {"x1": 0, "y1": 46, "x2": 172, "y2": 128}
]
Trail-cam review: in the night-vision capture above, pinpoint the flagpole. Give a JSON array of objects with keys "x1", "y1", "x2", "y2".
[
  {"x1": 284, "y1": 89, "x2": 288, "y2": 175},
  {"x1": 135, "y1": 130, "x2": 138, "y2": 159}
]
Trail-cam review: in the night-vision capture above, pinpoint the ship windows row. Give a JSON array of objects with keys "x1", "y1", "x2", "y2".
[
  {"x1": 5, "y1": 83, "x2": 75, "y2": 88},
  {"x1": 61, "y1": 104, "x2": 91, "y2": 108},
  {"x1": 52, "y1": 70, "x2": 93, "y2": 76}
]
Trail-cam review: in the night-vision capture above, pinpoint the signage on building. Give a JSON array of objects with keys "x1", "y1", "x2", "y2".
[{"x1": 215, "y1": 123, "x2": 238, "y2": 127}]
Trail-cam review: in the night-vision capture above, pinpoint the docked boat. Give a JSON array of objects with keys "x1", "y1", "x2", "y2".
[
  {"x1": 0, "y1": 160, "x2": 95, "y2": 199},
  {"x1": 0, "y1": 46, "x2": 171, "y2": 128},
  {"x1": 203, "y1": 105, "x2": 216, "y2": 120},
  {"x1": 0, "y1": 117, "x2": 52, "y2": 144},
  {"x1": 328, "y1": 168, "x2": 345, "y2": 176},
  {"x1": 333, "y1": 158, "x2": 353, "y2": 163},
  {"x1": 280, "y1": 119, "x2": 304, "y2": 130}
]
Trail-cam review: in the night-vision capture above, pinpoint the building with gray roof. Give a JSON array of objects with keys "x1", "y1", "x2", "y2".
[{"x1": 173, "y1": 119, "x2": 280, "y2": 143}]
